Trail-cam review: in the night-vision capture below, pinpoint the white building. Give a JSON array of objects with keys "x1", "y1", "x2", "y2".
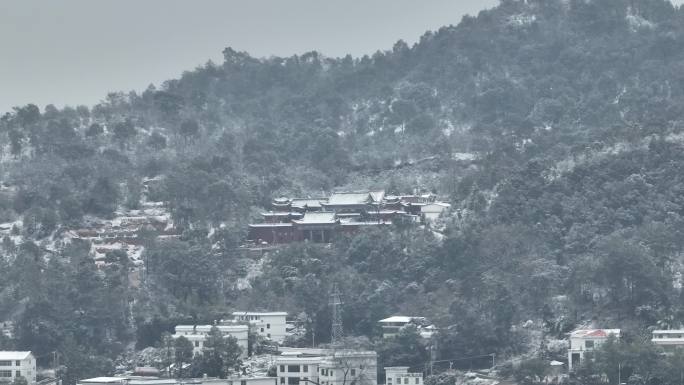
[
  {"x1": 652, "y1": 330, "x2": 684, "y2": 352},
  {"x1": 0, "y1": 351, "x2": 36, "y2": 385},
  {"x1": 172, "y1": 325, "x2": 249, "y2": 357},
  {"x1": 568, "y1": 329, "x2": 620, "y2": 370},
  {"x1": 232, "y1": 312, "x2": 288, "y2": 343},
  {"x1": 420, "y1": 203, "x2": 450, "y2": 223},
  {"x1": 377, "y1": 317, "x2": 435, "y2": 339},
  {"x1": 384, "y1": 367, "x2": 422, "y2": 385},
  {"x1": 276, "y1": 348, "x2": 377, "y2": 385},
  {"x1": 78, "y1": 377, "x2": 275, "y2": 385},
  {"x1": 201, "y1": 377, "x2": 276, "y2": 385}
]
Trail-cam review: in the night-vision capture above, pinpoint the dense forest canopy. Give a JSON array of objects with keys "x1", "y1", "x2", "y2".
[{"x1": 2, "y1": 0, "x2": 684, "y2": 384}]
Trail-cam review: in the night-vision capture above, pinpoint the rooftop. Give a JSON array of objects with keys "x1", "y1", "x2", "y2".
[
  {"x1": 174, "y1": 324, "x2": 249, "y2": 333},
  {"x1": 232, "y1": 311, "x2": 288, "y2": 316},
  {"x1": 78, "y1": 378, "x2": 126, "y2": 384},
  {"x1": 570, "y1": 329, "x2": 621, "y2": 338},
  {"x1": 293, "y1": 212, "x2": 338, "y2": 225},
  {"x1": 248, "y1": 223, "x2": 294, "y2": 228},
  {"x1": 261, "y1": 212, "x2": 302, "y2": 217},
  {"x1": 326, "y1": 192, "x2": 373, "y2": 206},
  {"x1": 0, "y1": 351, "x2": 32, "y2": 360},
  {"x1": 290, "y1": 199, "x2": 327, "y2": 209},
  {"x1": 378, "y1": 316, "x2": 424, "y2": 323}
]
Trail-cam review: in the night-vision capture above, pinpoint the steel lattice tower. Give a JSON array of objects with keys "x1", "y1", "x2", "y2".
[{"x1": 330, "y1": 283, "x2": 344, "y2": 345}]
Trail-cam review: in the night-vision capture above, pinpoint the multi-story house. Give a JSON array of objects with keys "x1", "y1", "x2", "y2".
[
  {"x1": 568, "y1": 329, "x2": 620, "y2": 370},
  {"x1": 172, "y1": 325, "x2": 249, "y2": 357},
  {"x1": 0, "y1": 351, "x2": 36, "y2": 385},
  {"x1": 231, "y1": 312, "x2": 288, "y2": 343},
  {"x1": 276, "y1": 349, "x2": 377, "y2": 385},
  {"x1": 384, "y1": 367, "x2": 423, "y2": 385},
  {"x1": 651, "y1": 330, "x2": 684, "y2": 352}
]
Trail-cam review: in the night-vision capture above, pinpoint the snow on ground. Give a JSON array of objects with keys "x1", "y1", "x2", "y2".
[{"x1": 234, "y1": 257, "x2": 266, "y2": 291}]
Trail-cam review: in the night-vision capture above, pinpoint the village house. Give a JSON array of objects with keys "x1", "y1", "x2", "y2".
[
  {"x1": 377, "y1": 317, "x2": 436, "y2": 339},
  {"x1": 651, "y1": 329, "x2": 684, "y2": 352},
  {"x1": 172, "y1": 324, "x2": 249, "y2": 357},
  {"x1": 276, "y1": 348, "x2": 377, "y2": 385},
  {"x1": 384, "y1": 367, "x2": 423, "y2": 385},
  {"x1": 231, "y1": 311, "x2": 288, "y2": 343},
  {"x1": 0, "y1": 351, "x2": 36, "y2": 385},
  {"x1": 567, "y1": 329, "x2": 621, "y2": 371}
]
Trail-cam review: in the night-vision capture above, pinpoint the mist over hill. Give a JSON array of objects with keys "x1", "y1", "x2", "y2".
[{"x1": 2, "y1": 0, "x2": 684, "y2": 383}]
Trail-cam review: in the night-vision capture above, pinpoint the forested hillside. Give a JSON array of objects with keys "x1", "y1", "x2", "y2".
[{"x1": 2, "y1": 0, "x2": 684, "y2": 382}]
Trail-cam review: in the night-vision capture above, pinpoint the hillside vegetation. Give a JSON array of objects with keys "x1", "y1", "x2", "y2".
[{"x1": 2, "y1": 0, "x2": 684, "y2": 383}]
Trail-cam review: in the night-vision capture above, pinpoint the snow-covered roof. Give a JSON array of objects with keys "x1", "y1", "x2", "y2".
[
  {"x1": 174, "y1": 324, "x2": 249, "y2": 333},
  {"x1": 340, "y1": 221, "x2": 392, "y2": 226},
  {"x1": 327, "y1": 192, "x2": 372, "y2": 206},
  {"x1": 78, "y1": 378, "x2": 125, "y2": 384},
  {"x1": 261, "y1": 212, "x2": 302, "y2": 217},
  {"x1": 248, "y1": 223, "x2": 294, "y2": 228},
  {"x1": 370, "y1": 190, "x2": 385, "y2": 203},
  {"x1": 421, "y1": 202, "x2": 451, "y2": 212},
  {"x1": 0, "y1": 351, "x2": 32, "y2": 360},
  {"x1": 570, "y1": 329, "x2": 621, "y2": 338},
  {"x1": 232, "y1": 311, "x2": 288, "y2": 316},
  {"x1": 653, "y1": 330, "x2": 684, "y2": 334},
  {"x1": 379, "y1": 316, "x2": 422, "y2": 323},
  {"x1": 291, "y1": 199, "x2": 327, "y2": 209},
  {"x1": 293, "y1": 212, "x2": 337, "y2": 225}
]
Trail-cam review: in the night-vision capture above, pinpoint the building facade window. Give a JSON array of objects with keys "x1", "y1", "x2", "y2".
[
  {"x1": 415, "y1": 378, "x2": 420, "y2": 384},
  {"x1": 288, "y1": 365, "x2": 300, "y2": 373},
  {"x1": 280, "y1": 365, "x2": 285, "y2": 373},
  {"x1": 0, "y1": 371, "x2": 11, "y2": 378},
  {"x1": 585, "y1": 340, "x2": 595, "y2": 349},
  {"x1": 280, "y1": 378, "x2": 285, "y2": 384},
  {"x1": 16, "y1": 371, "x2": 21, "y2": 377},
  {"x1": 351, "y1": 369, "x2": 356, "y2": 376},
  {"x1": 404, "y1": 378, "x2": 409, "y2": 384},
  {"x1": 267, "y1": 324, "x2": 271, "y2": 329},
  {"x1": 0, "y1": 362, "x2": 11, "y2": 367},
  {"x1": 14, "y1": 361, "x2": 20, "y2": 367},
  {"x1": 241, "y1": 380, "x2": 247, "y2": 385},
  {"x1": 303, "y1": 365, "x2": 308, "y2": 372}
]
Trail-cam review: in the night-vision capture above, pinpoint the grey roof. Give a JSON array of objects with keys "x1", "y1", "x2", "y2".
[
  {"x1": 327, "y1": 192, "x2": 373, "y2": 206},
  {"x1": 0, "y1": 351, "x2": 32, "y2": 360},
  {"x1": 248, "y1": 223, "x2": 293, "y2": 228},
  {"x1": 293, "y1": 212, "x2": 337, "y2": 224},
  {"x1": 291, "y1": 199, "x2": 327, "y2": 209},
  {"x1": 369, "y1": 190, "x2": 386, "y2": 202}
]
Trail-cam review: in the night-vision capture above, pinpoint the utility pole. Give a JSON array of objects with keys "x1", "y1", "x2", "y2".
[
  {"x1": 330, "y1": 283, "x2": 344, "y2": 345},
  {"x1": 618, "y1": 362, "x2": 622, "y2": 385}
]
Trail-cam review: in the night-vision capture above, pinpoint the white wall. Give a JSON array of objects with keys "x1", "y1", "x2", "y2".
[{"x1": 0, "y1": 354, "x2": 36, "y2": 385}]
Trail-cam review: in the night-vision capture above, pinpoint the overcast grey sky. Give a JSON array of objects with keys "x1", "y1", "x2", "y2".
[
  {"x1": 1, "y1": 0, "x2": 682, "y2": 114},
  {"x1": 0, "y1": 0, "x2": 502, "y2": 113}
]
